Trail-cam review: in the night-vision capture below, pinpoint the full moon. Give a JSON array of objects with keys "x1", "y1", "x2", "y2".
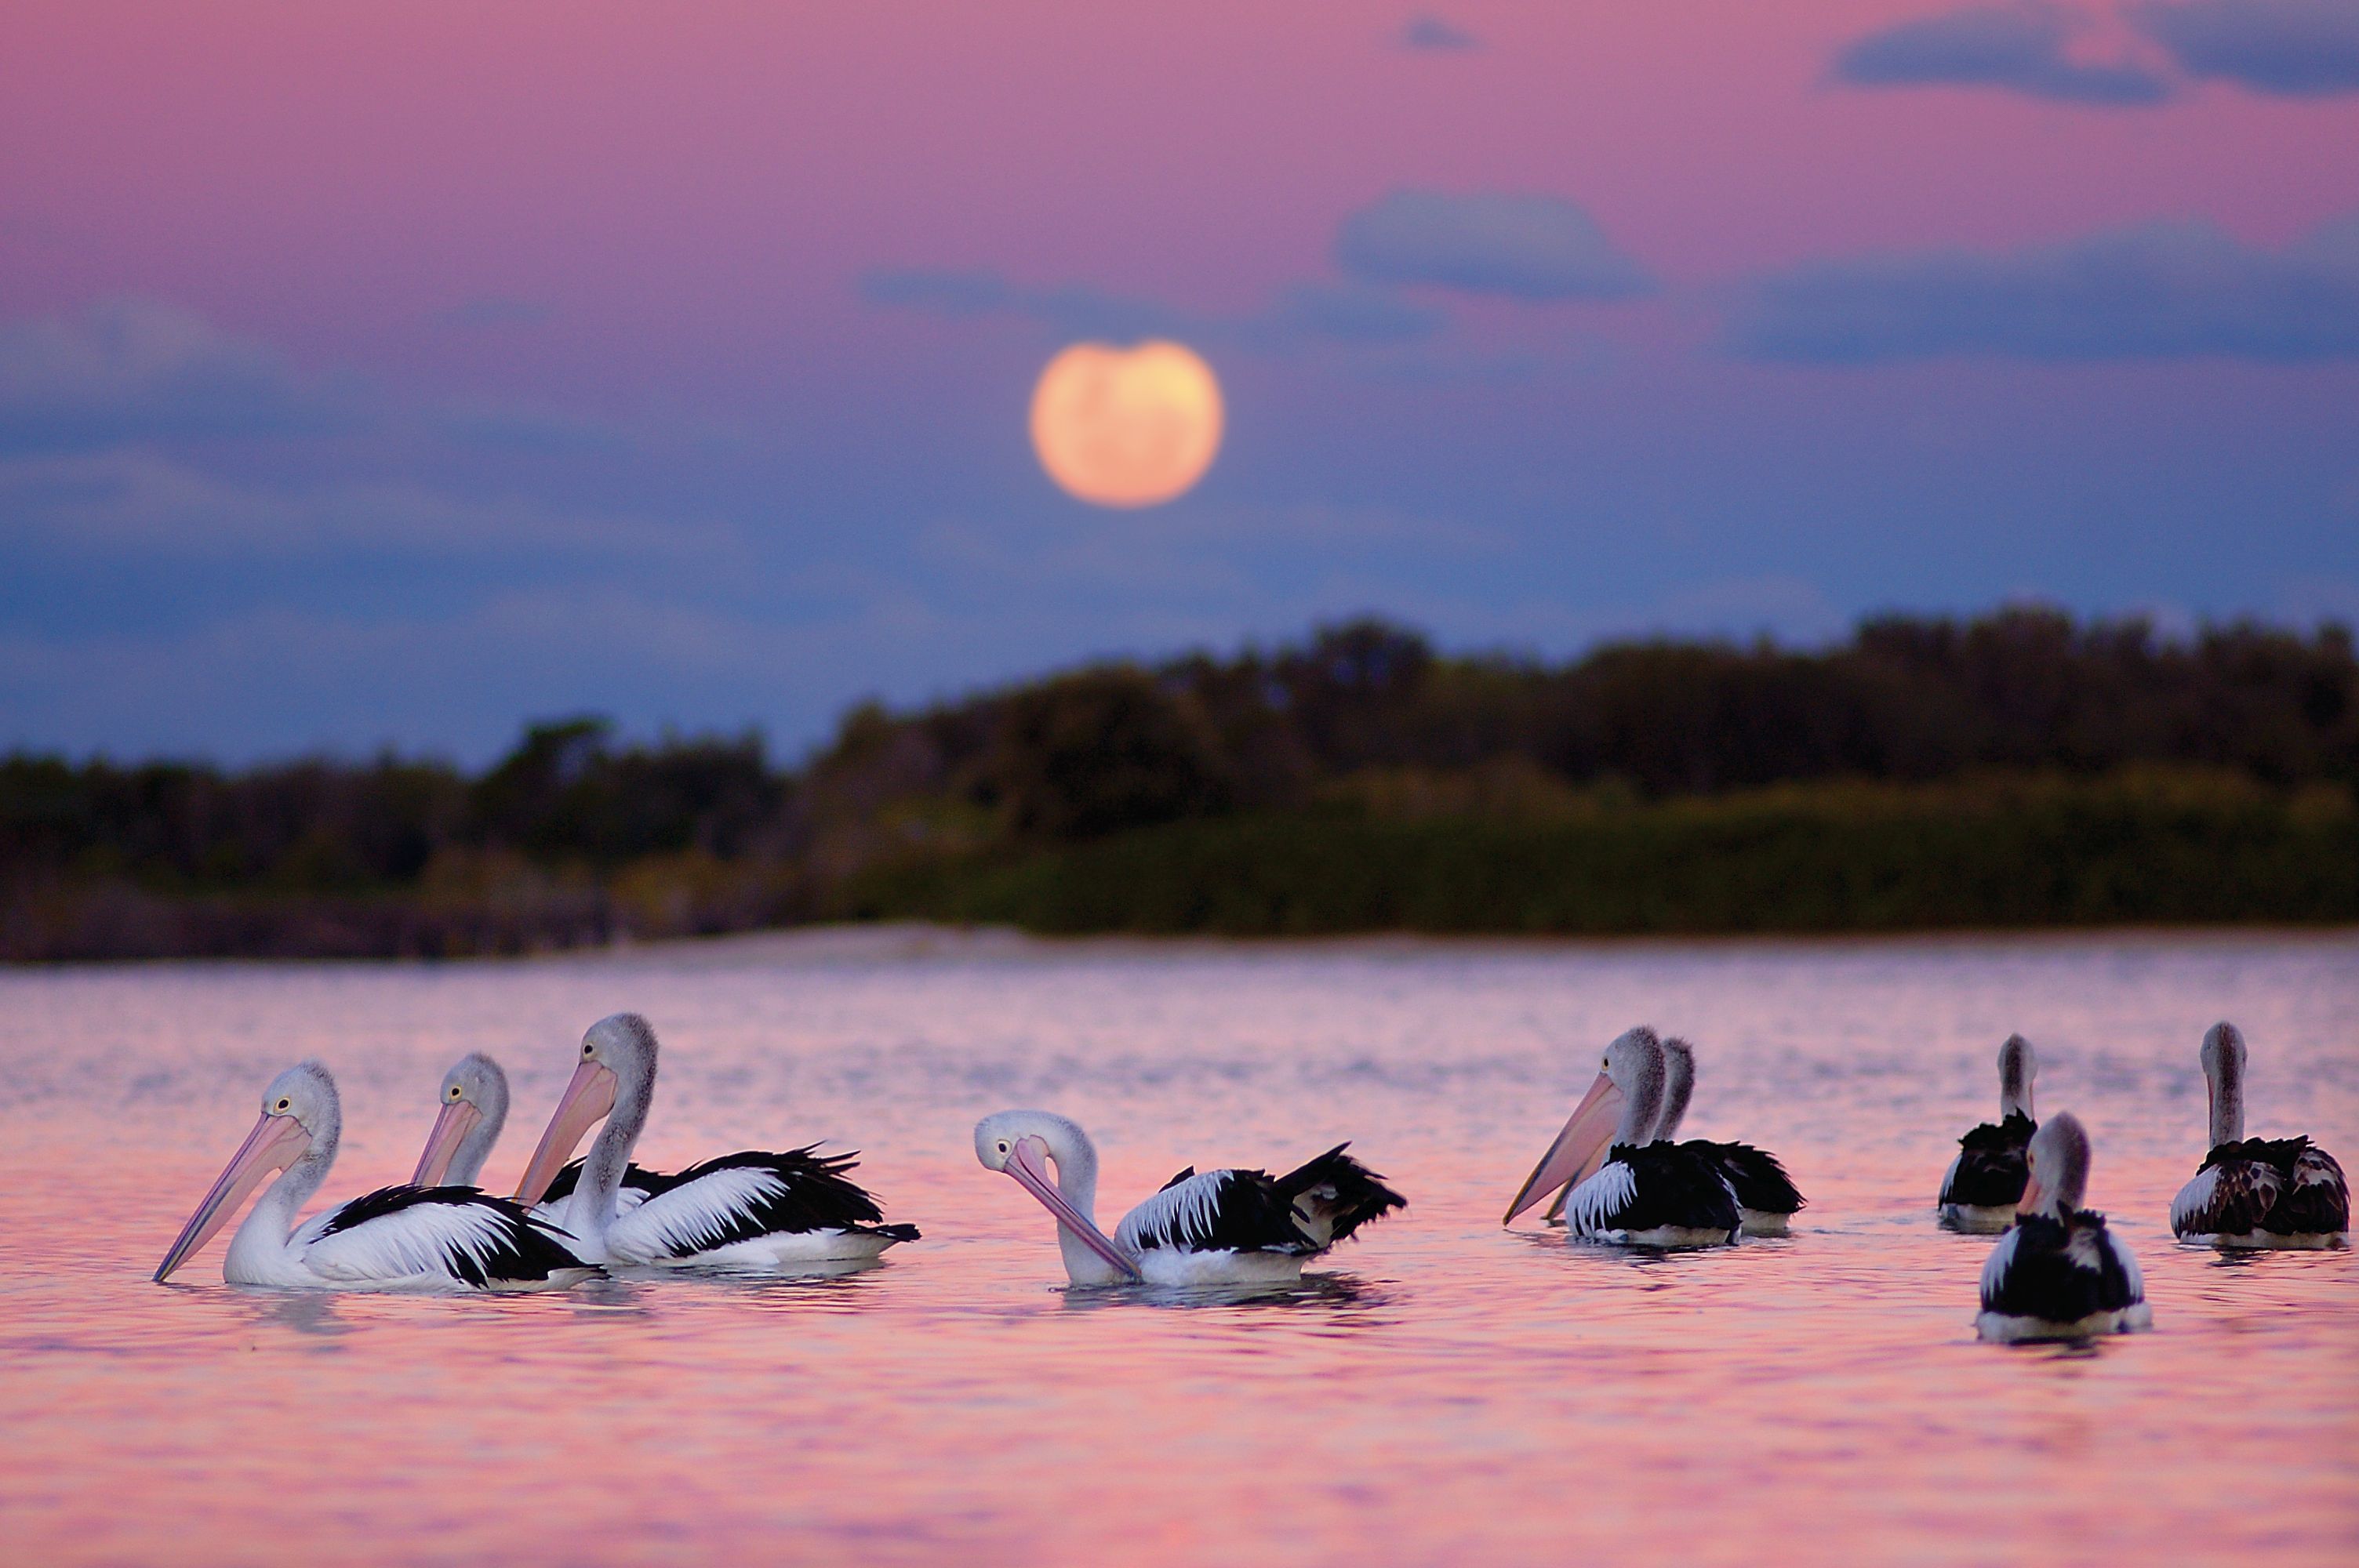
[{"x1": 1029, "y1": 340, "x2": 1223, "y2": 508}]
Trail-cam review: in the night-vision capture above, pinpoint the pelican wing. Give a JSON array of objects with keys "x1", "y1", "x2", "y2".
[
  {"x1": 1558, "y1": 1160, "x2": 1641, "y2": 1237},
  {"x1": 303, "y1": 1186, "x2": 590, "y2": 1287},
  {"x1": 2271, "y1": 1142, "x2": 2350, "y2": 1236},
  {"x1": 1940, "y1": 1114, "x2": 2034, "y2": 1208},
  {"x1": 2170, "y1": 1148, "x2": 2281, "y2": 1237},
  {"x1": 1983, "y1": 1211, "x2": 2143, "y2": 1319},
  {"x1": 605, "y1": 1148, "x2": 911, "y2": 1263},
  {"x1": 1117, "y1": 1169, "x2": 1311, "y2": 1256}
]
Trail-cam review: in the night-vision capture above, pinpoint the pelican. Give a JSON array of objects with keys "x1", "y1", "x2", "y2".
[
  {"x1": 1506, "y1": 1026, "x2": 1740, "y2": 1248},
  {"x1": 412, "y1": 1051, "x2": 662, "y2": 1228},
  {"x1": 154, "y1": 1061, "x2": 596, "y2": 1291},
  {"x1": 2169, "y1": 1022, "x2": 2349, "y2": 1248},
  {"x1": 973, "y1": 1110, "x2": 1405, "y2": 1287},
  {"x1": 1976, "y1": 1112, "x2": 2150, "y2": 1342},
  {"x1": 1938, "y1": 1034, "x2": 2038, "y2": 1232},
  {"x1": 511, "y1": 1013, "x2": 919, "y2": 1270}
]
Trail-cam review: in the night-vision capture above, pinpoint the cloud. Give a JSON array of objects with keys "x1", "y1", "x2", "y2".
[
  {"x1": 1731, "y1": 213, "x2": 2359, "y2": 361},
  {"x1": 1332, "y1": 190, "x2": 1655, "y2": 299},
  {"x1": 1831, "y1": 3, "x2": 2173, "y2": 105},
  {"x1": 0, "y1": 297, "x2": 345, "y2": 452},
  {"x1": 1400, "y1": 15, "x2": 1481, "y2": 52},
  {"x1": 2132, "y1": 0, "x2": 2359, "y2": 96},
  {"x1": 860, "y1": 268, "x2": 1442, "y2": 348},
  {"x1": 0, "y1": 448, "x2": 733, "y2": 562}
]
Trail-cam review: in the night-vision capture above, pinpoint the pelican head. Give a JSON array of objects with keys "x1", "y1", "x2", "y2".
[
  {"x1": 1997, "y1": 1033, "x2": 2037, "y2": 1120},
  {"x1": 1503, "y1": 1025, "x2": 1665, "y2": 1226},
  {"x1": 2019, "y1": 1111, "x2": 2092, "y2": 1219},
  {"x1": 2200, "y1": 1021, "x2": 2246, "y2": 1147},
  {"x1": 413, "y1": 1051, "x2": 510, "y2": 1188},
  {"x1": 514, "y1": 1013, "x2": 659, "y2": 1206},
  {"x1": 155, "y1": 1062, "x2": 340, "y2": 1283},
  {"x1": 974, "y1": 1109, "x2": 1139, "y2": 1283}
]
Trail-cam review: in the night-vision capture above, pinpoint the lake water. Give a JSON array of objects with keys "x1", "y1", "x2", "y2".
[{"x1": 2, "y1": 927, "x2": 2354, "y2": 1566}]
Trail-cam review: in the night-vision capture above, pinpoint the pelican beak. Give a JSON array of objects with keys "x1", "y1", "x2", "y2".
[
  {"x1": 1503, "y1": 1070, "x2": 1624, "y2": 1225},
  {"x1": 513, "y1": 1060, "x2": 617, "y2": 1205},
  {"x1": 154, "y1": 1112, "x2": 312, "y2": 1282},
  {"x1": 410, "y1": 1098, "x2": 482, "y2": 1188},
  {"x1": 1000, "y1": 1134, "x2": 1140, "y2": 1281},
  {"x1": 2019, "y1": 1173, "x2": 2046, "y2": 1218}
]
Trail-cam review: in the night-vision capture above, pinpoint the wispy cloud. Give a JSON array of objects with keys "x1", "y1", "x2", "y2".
[
  {"x1": 0, "y1": 297, "x2": 352, "y2": 452},
  {"x1": 1332, "y1": 190, "x2": 1656, "y2": 300},
  {"x1": 1399, "y1": 14, "x2": 1481, "y2": 53},
  {"x1": 1731, "y1": 213, "x2": 2359, "y2": 362},
  {"x1": 1831, "y1": 2, "x2": 2172, "y2": 105},
  {"x1": 0, "y1": 448, "x2": 736, "y2": 562},
  {"x1": 2132, "y1": 0, "x2": 2359, "y2": 96}
]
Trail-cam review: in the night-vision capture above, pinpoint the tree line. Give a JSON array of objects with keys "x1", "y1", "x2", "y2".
[{"x1": 4, "y1": 607, "x2": 2354, "y2": 956}]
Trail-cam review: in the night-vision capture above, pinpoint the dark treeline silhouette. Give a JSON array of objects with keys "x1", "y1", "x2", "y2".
[{"x1": 5, "y1": 608, "x2": 2355, "y2": 957}]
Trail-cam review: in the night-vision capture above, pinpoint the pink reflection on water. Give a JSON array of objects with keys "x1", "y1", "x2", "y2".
[{"x1": 1, "y1": 931, "x2": 2354, "y2": 1566}]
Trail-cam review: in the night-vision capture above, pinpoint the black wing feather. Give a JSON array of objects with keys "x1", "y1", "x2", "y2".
[
  {"x1": 1608, "y1": 1143, "x2": 1742, "y2": 1237},
  {"x1": 1274, "y1": 1143, "x2": 1407, "y2": 1249},
  {"x1": 1983, "y1": 1210, "x2": 2141, "y2": 1321},
  {"x1": 653, "y1": 1147, "x2": 918, "y2": 1254},
  {"x1": 319, "y1": 1185, "x2": 594, "y2": 1286},
  {"x1": 1941, "y1": 1112, "x2": 2036, "y2": 1207},
  {"x1": 1680, "y1": 1139, "x2": 1804, "y2": 1214}
]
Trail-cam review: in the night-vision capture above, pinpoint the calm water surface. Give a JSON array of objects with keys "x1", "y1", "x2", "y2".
[{"x1": 2, "y1": 928, "x2": 2354, "y2": 1566}]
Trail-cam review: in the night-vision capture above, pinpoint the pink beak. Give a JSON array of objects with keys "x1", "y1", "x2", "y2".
[
  {"x1": 513, "y1": 1060, "x2": 618, "y2": 1205},
  {"x1": 2019, "y1": 1172, "x2": 2048, "y2": 1217},
  {"x1": 154, "y1": 1112, "x2": 313, "y2": 1282},
  {"x1": 1000, "y1": 1135, "x2": 1140, "y2": 1281},
  {"x1": 410, "y1": 1098, "x2": 483, "y2": 1188},
  {"x1": 1503, "y1": 1070, "x2": 1626, "y2": 1225}
]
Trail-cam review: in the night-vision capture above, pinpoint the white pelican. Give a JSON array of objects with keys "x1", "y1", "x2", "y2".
[
  {"x1": 1506, "y1": 1025, "x2": 1740, "y2": 1248},
  {"x1": 973, "y1": 1110, "x2": 1405, "y2": 1287},
  {"x1": 511, "y1": 1013, "x2": 919, "y2": 1270},
  {"x1": 2169, "y1": 1022, "x2": 2349, "y2": 1248},
  {"x1": 412, "y1": 1051, "x2": 660, "y2": 1229},
  {"x1": 1976, "y1": 1112, "x2": 2151, "y2": 1342},
  {"x1": 154, "y1": 1061, "x2": 596, "y2": 1291},
  {"x1": 1938, "y1": 1034, "x2": 2038, "y2": 1232}
]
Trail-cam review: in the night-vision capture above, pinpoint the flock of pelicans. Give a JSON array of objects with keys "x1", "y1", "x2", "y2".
[{"x1": 154, "y1": 1013, "x2": 2348, "y2": 1343}]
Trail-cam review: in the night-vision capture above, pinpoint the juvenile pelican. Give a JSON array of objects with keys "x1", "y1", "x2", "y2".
[
  {"x1": 1976, "y1": 1112, "x2": 2151, "y2": 1342},
  {"x1": 973, "y1": 1110, "x2": 1405, "y2": 1287},
  {"x1": 1506, "y1": 1026, "x2": 1740, "y2": 1249},
  {"x1": 2169, "y1": 1022, "x2": 2349, "y2": 1248},
  {"x1": 155, "y1": 1061, "x2": 594, "y2": 1291},
  {"x1": 512, "y1": 1013, "x2": 919, "y2": 1270},
  {"x1": 1938, "y1": 1034, "x2": 2039, "y2": 1232}
]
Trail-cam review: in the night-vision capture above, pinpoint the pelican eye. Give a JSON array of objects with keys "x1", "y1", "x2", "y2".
[
  {"x1": 997, "y1": 1141, "x2": 1010, "y2": 1155},
  {"x1": 449, "y1": 1085, "x2": 463, "y2": 1100},
  {"x1": 583, "y1": 1044, "x2": 595, "y2": 1058},
  {"x1": 274, "y1": 1098, "x2": 291, "y2": 1112}
]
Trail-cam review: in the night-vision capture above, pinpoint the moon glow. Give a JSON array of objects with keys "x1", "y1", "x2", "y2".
[{"x1": 1029, "y1": 340, "x2": 1223, "y2": 508}]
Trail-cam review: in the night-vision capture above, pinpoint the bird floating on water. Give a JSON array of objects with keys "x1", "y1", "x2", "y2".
[
  {"x1": 2168, "y1": 1022, "x2": 2348, "y2": 1249},
  {"x1": 973, "y1": 1110, "x2": 1405, "y2": 1287},
  {"x1": 1506, "y1": 1025, "x2": 1741, "y2": 1249},
  {"x1": 1976, "y1": 1112, "x2": 2150, "y2": 1342},
  {"x1": 1938, "y1": 1034, "x2": 2038, "y2": 1232},
  {"x1": 512, "y1": 1013, "x2": 920, "y2": 1271},
  {"x1": 155, "y1": 1061, "x2": 595, "y2": 1291}
]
